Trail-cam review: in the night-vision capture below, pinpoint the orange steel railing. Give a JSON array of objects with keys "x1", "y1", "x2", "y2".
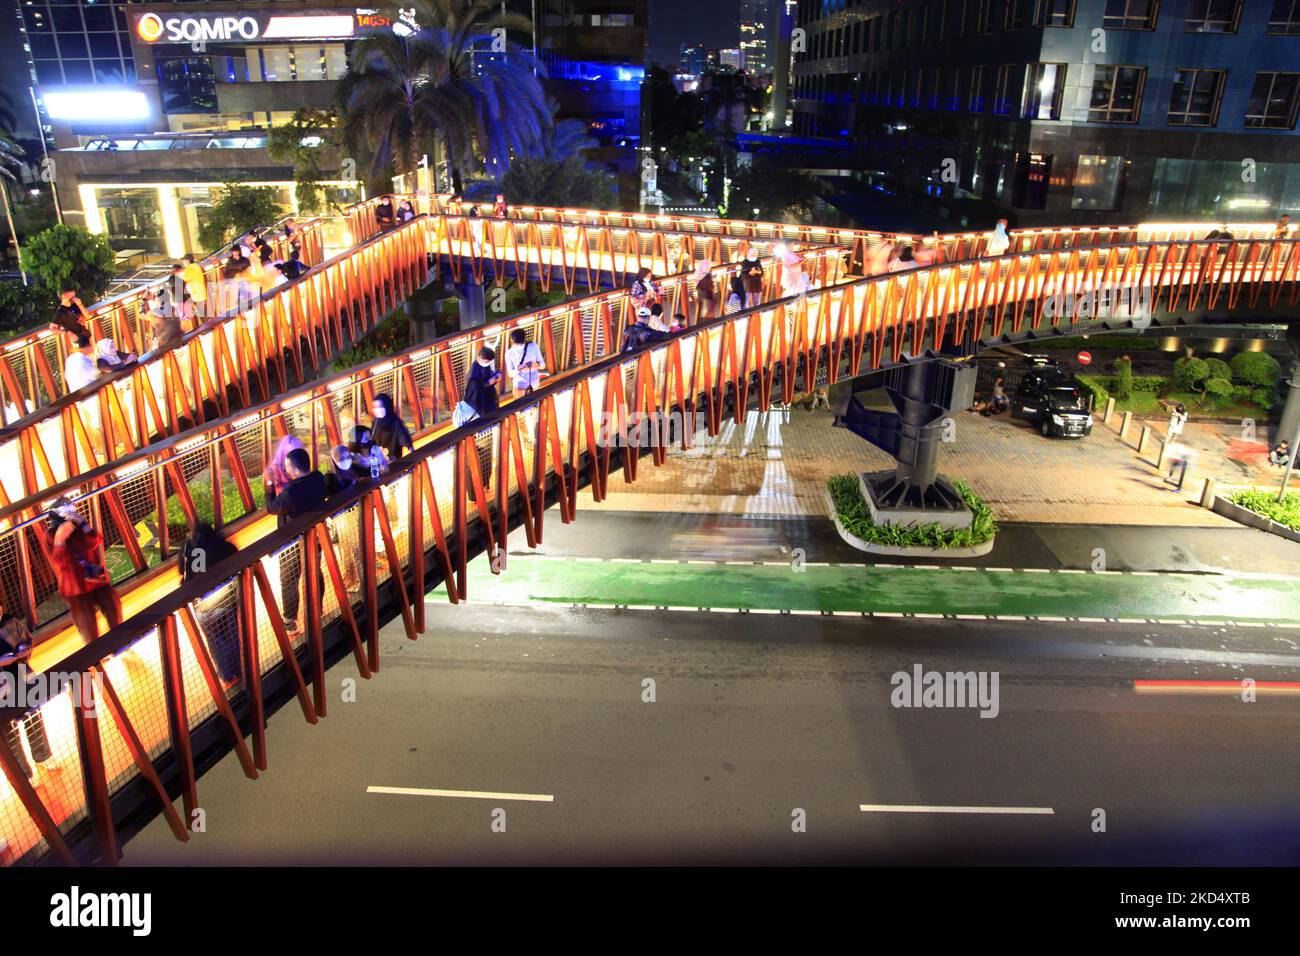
[
  {"x1": 0, "y1": 218, "x2": 326, "y2": 423},
  {"x1": 0, "y1": 213, "x2": 849, "y2": 507},
  {"x1": 0, "y1": 241, "x2": 842, "y2": 644},
  {"x1": 1, "y1": 232, "x2": 1297, "y2": 864}
]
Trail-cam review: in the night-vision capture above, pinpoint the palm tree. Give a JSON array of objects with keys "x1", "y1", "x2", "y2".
[{"x1": 336, "y1": 0, "x2": 548, "y2": 193}]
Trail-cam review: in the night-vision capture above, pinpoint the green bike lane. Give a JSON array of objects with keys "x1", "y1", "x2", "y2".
[{"x1": 456, "y1": 556, "x2": 1300, "y2": 627}]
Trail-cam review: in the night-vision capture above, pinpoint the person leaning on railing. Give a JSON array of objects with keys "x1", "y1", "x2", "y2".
[
  {"x1": 50, "y1": 287, "x2": 92, "y2": 343},
  {"x1": 265, "y1": 447, "x2": 327, "y2": 636},
  {"x1": 0, "y1": 601, "x2": 58, "y2": 786},
  {"x1": 33, "y1": 497, "x2": 122, "y2": 645}
]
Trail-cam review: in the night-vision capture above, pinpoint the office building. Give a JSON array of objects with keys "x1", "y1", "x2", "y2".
[
  {"x1": 680, "y1": 43, "x2": 708, "y2": 77},
  {"x1": 719, "y1": 47, "x2": 743, "y2": 70},
  {"x1": 739, "y1": 0, "x2": 770, "y2": 73},
  {"x1": 791, "y1": 0, "x2": 1300, "y2": 225},
  {"x1": 15, "y1": 1, "x2": 383, "y2": 255}
]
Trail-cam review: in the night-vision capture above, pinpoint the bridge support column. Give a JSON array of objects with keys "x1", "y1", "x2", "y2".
[
  {"x1": 1276, "y1": 325, "x2": 1300, "y2": 446},
  {"x1": 456, "y1": 280, "x2": 487, "y2": 330}
]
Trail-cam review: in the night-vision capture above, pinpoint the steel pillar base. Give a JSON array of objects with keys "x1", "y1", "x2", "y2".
[{"x1": 860, "y1": 470, "x2": 973, "y2": 530}]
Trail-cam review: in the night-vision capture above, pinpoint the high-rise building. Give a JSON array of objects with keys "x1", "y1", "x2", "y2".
[
  {"x1": 791, "y1": 0, "x2": 1300, "y2": 225},
  {"x1": 719, "y1": 48, "x2": 744, "y2": 71},
  {"x1": 739, "y1": 0, "x2": 770, "y2": 73},
  {"x1": 534, "y1": 0, "x2": 648, "y2": 205},
  {"x1": 768, "y1": 0, "x2": 799, "y2": 130},
  {"x1": 680, "y1": 43, "x2": 708, "y2": 77}
]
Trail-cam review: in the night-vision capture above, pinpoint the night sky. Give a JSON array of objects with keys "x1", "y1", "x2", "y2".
[{"x1": 648, "y1": 0, "x2": 745, "y2": 68}]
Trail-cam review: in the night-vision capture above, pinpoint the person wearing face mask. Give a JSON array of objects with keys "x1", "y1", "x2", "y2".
[
  {"x1": 348, "y1": 424, "x2": 390, "y2": 477},
  {"x1": 463, "y1": 347, "x2": 502, "y2": 420},
  {"x1": 369, "y1": 393, "x2": 414, "y2": 462}
]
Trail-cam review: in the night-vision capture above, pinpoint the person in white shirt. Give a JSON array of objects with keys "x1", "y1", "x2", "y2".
[
  {"x1": 64, "y1": 336, "x2": 100, "y2": 393},
  {"x1": 505, "y1": 328, "x2": 545, "y2": 394},
  {"x1": 985, "y1": 219, "x2": 1011, "y2": 257},
  {"x1": 888, "y1": 245, "x2": 921, "y2": 272}
]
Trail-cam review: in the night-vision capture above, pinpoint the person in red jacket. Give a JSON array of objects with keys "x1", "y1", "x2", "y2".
[{"x1": 35, "y1": 497, "x2": 122, "y2": 644}]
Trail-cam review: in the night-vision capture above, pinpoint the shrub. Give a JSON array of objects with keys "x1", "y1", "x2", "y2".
[
  {"x1": 1202, "y1": 376, "x2": 1234, "y2": 404},
  {"x1": 1251, "y1": 387, "x2": 1276, "y2": 410},
  {"x1": 1231, "y1": 491, "x2": 1300, "y2": 532},
  {"x1": 1230, "y1": 351, "x2": 1281, "y2": 388},
  {"x1": 1132, "y1": 375, "x2": 1166, "y2": 393},
  {"x1": 1204, "y1": 357, "x2": 1232, "y2": 382},
  {"x1": 1076, "y1": 375, "x2": 1110, "y2": 409},
  {"x1": 1171, "y1": 356, "x2": 1210, "y2": 392},
  {"x1": 828, "y1": 474, "x2": 998, "y2": 549},
  {"x1": 1113, "y1": 356, "x2": 1133, "y2": 400}
]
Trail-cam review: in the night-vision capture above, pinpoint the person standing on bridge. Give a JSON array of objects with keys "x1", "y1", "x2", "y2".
[
  {"x1": 692, "y1": 260, "x2": 716, "y2": 321},
  {"x1": 494, "y1": 194, "x2": 509, "y2": 218},
  {"x1": 266, "y1": 448, "x2": 327, "y2": 635},
  {"x1": 739, "y1": 244, "x2": 764, "y2": 309},
  {"x1": 370, "y1": 394, "x2": 415, "y2": 462},
  {"x1": 724, "y1": 273, "x2": 746, "y2": 314},
  {"x1": 0, "y1": 600, "x2": 57, "y2": 786},
  {"x1": 49, "y1": 287, "x2": 92, "y2": 343},
  {"x1": 985, "y1": 219, "x2": 1011, "y2": 257},
  {"x1": 265, "y1": 434, "x2": 305, "y2": 498},
  {"x1": 631, "y1": 268, "x2": 659, "y2": 312},
  {"x1": 506, "y1": 328, "x2": 546, "y2": 395},
  {"x1": 63, "y1": 335, "x2": 99, "y2": 394},
  {"x1": 178, "y1": 255, "x2": 209, "y2": 319},
  {"x1": 37, "y1": 496, "x2": 122, "y2": 645},
  {"x1": 1274, "y1": 214, "x2": 1292, "y2": 239}
]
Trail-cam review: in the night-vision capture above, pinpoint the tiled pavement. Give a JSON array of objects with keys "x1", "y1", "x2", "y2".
[{"x1": 575, "y1": 405, "x2": 1290, "y2": 527}]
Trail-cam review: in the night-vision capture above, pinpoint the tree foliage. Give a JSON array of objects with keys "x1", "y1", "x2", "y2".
[
  {"x1": 1229, "y1": 351, "x2": 1281, "y2": 388},
  {"x1": 500, "y1": 155, "x2": 615, "y2": 209},
  {"x1": 336, "y1": 0, "x2": 548, "y2": 193},
  {"x1": 196, "y1": 184, "x2": 285, "y2": 253},
  {"x1": 1170, "y1": 355, "x2": 1210, "y2": 392},
  {"x1": 725, "y1": 165, "x2": 822, "y2": 223},
  {"x1": 266, "y1": 108, "x2": 340, "y2": 213},
  {"x1": 21, "y1": 223, "x2": 115, "y2": 302}
]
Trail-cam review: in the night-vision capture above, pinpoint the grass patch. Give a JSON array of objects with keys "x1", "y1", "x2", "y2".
[
  {"x1": 828, "y1": 474, "x2": 998, "y2": 549},
  {"x1": 1230, "y1": 490, "x2": 1300, "y2": 532}
]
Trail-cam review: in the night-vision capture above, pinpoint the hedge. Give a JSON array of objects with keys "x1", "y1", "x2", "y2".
[{"x1": 828, "y1": 474, "x2": 998, "y2": 549}]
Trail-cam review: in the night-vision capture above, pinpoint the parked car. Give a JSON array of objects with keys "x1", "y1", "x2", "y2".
[{"x1": 1009, "y1": 358, "x2": 1093, "y2": 438}]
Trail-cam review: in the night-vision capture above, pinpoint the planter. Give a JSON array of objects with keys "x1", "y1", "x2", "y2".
[
  {"x1": 823, "y1": 488, "x2": 997, "y2": 558},
  {"x1": 1211, "y1": 495, "x2": 1300, "y2": 544}
]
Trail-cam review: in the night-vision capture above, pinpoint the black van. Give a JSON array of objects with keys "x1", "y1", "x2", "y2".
[{"x1": 1008, "y1": 357, "x2": 1093, "y2": 438}]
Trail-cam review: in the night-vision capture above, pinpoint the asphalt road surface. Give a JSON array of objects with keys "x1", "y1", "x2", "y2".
[{"x1": 127, "y1": 595, "x2": 1300, "y2": 866}]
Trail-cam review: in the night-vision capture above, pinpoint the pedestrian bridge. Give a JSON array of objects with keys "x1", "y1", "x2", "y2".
[{"x1": 0, "y1": 198, "x2": 1295, "y2": 865}]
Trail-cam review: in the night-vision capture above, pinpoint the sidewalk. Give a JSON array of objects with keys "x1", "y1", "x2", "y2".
[{"x1": 574, "y1": 406, "x2": 1291, "y2": 528}]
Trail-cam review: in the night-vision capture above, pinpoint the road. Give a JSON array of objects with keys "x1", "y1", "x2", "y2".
[{"x1": 124, "y1": 514, "x2": 1300, "y2": 865}]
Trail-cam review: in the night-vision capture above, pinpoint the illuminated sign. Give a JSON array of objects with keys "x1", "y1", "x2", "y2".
[
  {"x1": 44, "y1": 89, "x2": 150, "y2": 122},
  {"x1": 133, "y1": 11, "x2": 369, "y2": 44}
]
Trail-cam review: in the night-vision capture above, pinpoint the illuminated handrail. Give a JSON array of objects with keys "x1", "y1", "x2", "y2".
[
  {"x1": 0, "y1": 240, "x2": 843, "y2": 641},
  {"x1": 3, "y1": 233, "x2": 1298, "y2": 865},
  {"x1": 0, "y1": 217, "x2": 327, "y2": 420}
]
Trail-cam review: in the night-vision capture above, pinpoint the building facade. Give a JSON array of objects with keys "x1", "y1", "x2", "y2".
[
  {"x1": 791, "y1": 0, "x2": 1300, "y2": 225},
  {"x1": 739, "y1": 0, "x2": 771, "y2": 72},
  {"x1": 16, "y1": 1, "x2": 381, "y2": 255}
]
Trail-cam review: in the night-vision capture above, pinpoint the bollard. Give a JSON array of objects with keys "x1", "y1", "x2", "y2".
[
  {"x1": 1137, "y1": 425, "x2": 1149, "y2": 454},
  {"x1": 1155, "y1": 438, "x2": 1168, "y2": 469},
  {"x1": 1119, "y1": 410, "x2": 1132, "y2": 439},
  {"x1": 1200, "y1": 476, "x2": 1217, "y2": 508},
  {"x1": 1103, "y1": 397, "x2": 1116, "y2": 424}
]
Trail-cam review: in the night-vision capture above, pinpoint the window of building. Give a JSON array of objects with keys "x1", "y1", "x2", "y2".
[
  {"x1": 258, "y1": 47, "x2": 293, "y2": 82},
  {"x1": 1036, "y1": 0, "x2": 1077, "y2": 25},
  {"x1": 1071, "y1": 155, "x2": 1126, "y2": 210},
  {"x1": 1267, "y1": 0, "x2": 1300, "y2": 33},
  {"x1": 1023, "y1": 63, "x2": 1066, "y2": 119},
  {"x1": 1185, "y1": 0, "x2": 1241, "y2": 32},
  {"x1": 1167, "y1": 68, "x2": 1225, "y2": 125},
  {"x1": 1102, "y1": 0, "x2": 1159, "y2": 29},
  {"x1": 994, "y1": 64, "x2": 1017, "y2": 115},
  {"x1": 1005, "y1": 0, "x2": 1034, "y2": 28},
  {"x1": 977, "y1": 0, "x2": 995, "y2": 32},
  {"x1": 1245, "y1": 72, "x2": 1300, "y2": 129},
  {"x1": 969, "y1": 65, "x2": 987, "y2": 111},
  {"x1": 1088, "y1": 65, "x2": 1146, "y2": 122}
]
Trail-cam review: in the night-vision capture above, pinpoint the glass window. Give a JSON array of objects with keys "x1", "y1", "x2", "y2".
[
  {"x1": 1245, "y1": 72, "x2": 1300, "y2": 129},
  {"x1": 1036, "y1": 0, "x2": 1076, "y2": 25},
  {"x1": 34, "y1": 60, "x2": 63, "y2": 85},
  {"x1": 87, "y1": 32, "x2": 120, "y2": 58},
  {"x1": 324, "y1": 45, "x2": 347, "y2": 80},
  {"x1": 50, "y1": 5, "x2": 83, "y2": 31},
  {"x1": 293, "y1": 45, "x2": 327, "y2": 81},
  {"x1": 82, "y1": 6, "x2": 114, "y2": 31},
  {"x1": 969, "y1": 65, "x2": 986, "y2": 112},
  {"x1": 1023, "y1": 63, "x2": 1066, "y2": 120},
  {"x1": 56, "y1": 33, "x2": 88, "y2": 59},
  {"x1": 1268, "y1": 0, "x2": 1300, "y2": 33},
  {"x1": 62, "y1": 60, "x2": 93, "y2": 84},
  {"x1": 28, "y1": 34, "x2": 57, "y2": 59},
  {"x1": 1185, "y1": 0, "x2": 1240, "y2": 31},
  {"x1": 260, "y1": 47, "x2": 292, "y2": 82},
  {"x1": 1088, "y1": 65, "x2": 1145, "y2": 123},
  {"x1": 1167, "y1": 69, "x2": 1224, "y2": 126},
  {"x1": 994, "y1": 64, "x2": 1017, "y2": 115},
  {"x1": 1072, "y1": 155, "x2": 1126, "y2": 211},
  {"x1": 976, "y1": 0, "x2": 994, "y2": 32},
  {"x1": 1005, "y1": 0, "x2": 1034, "y2": 28},
  {"x1": 93, "y1": 60, "x2": 126, "y2": 83},
  {"x1": 1103, "y1": 0, "x2": 1159, "y2": 29},
  {"x1": 96, "y1": 187, "x2": 163, "y2": 253}
]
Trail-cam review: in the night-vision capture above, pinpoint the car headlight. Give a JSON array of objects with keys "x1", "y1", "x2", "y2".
[
  {"x1": 1051, "y1": 414, "x2": 1064, "y2": 425},
  {"x1": 1085, "y1": 416, "x2": 1093, "y2": 427}
]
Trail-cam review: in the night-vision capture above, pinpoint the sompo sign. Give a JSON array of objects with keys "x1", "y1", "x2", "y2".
[{"x1": 136, "y1": 12, "x2": 261, "y2": 43}]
